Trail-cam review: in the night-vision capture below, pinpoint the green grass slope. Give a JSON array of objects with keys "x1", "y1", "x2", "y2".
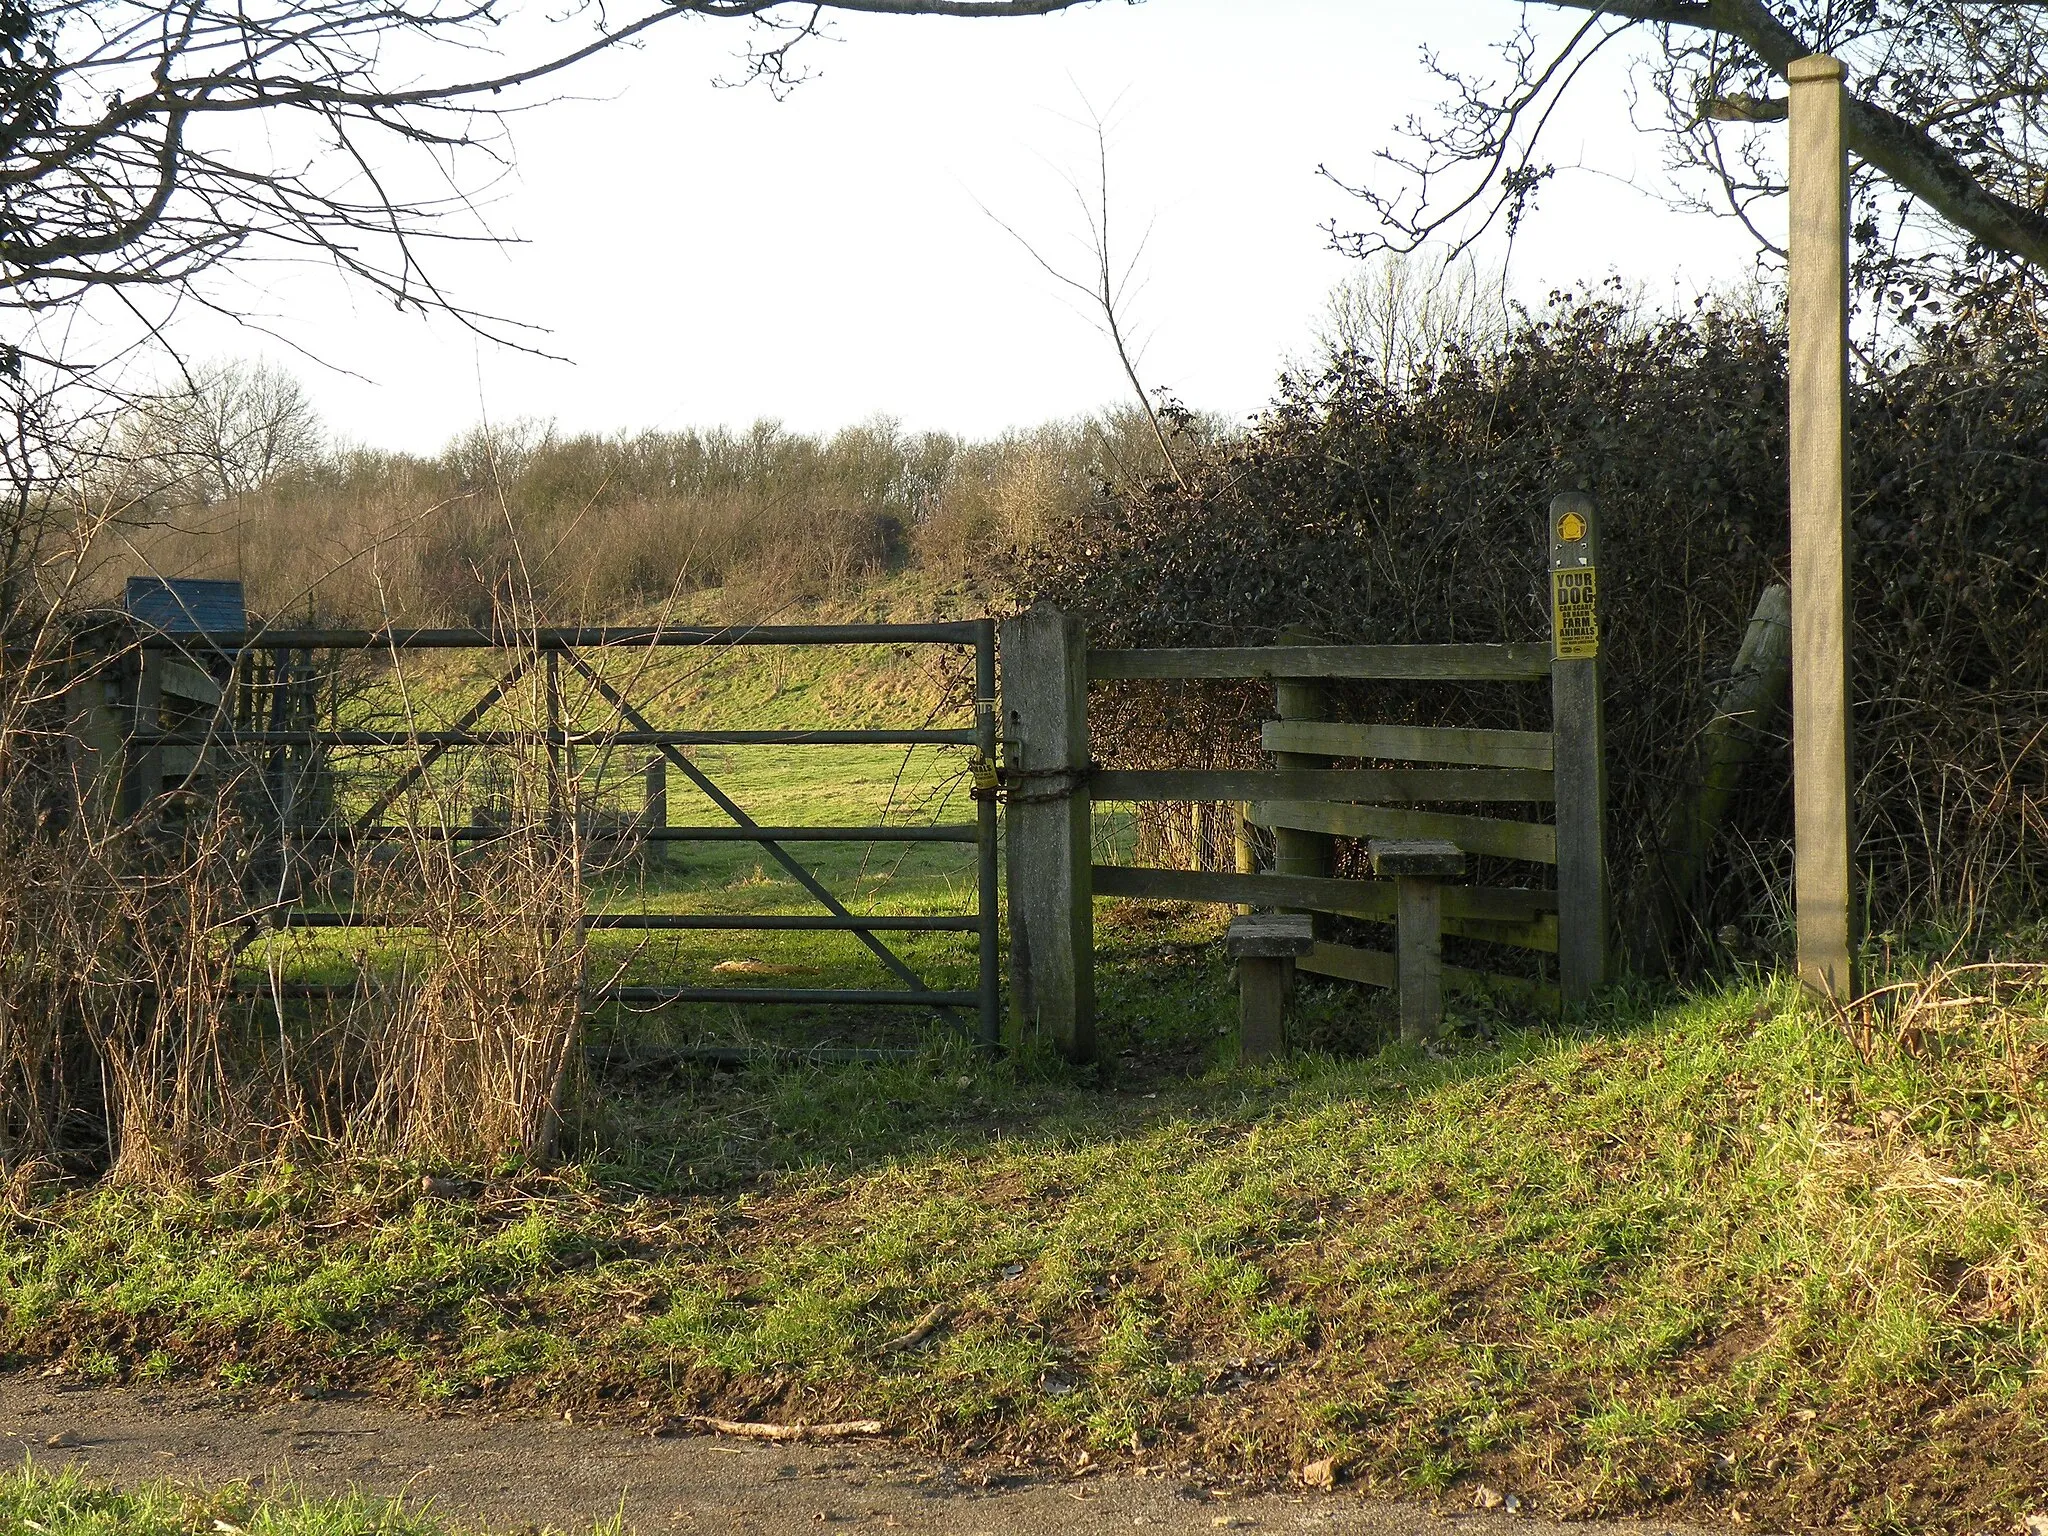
[{"x1": 10, "y1": 972, "x2": 2048, "y2": 1533}]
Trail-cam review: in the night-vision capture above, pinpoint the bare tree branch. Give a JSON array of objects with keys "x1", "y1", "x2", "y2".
[
  {"x1": 0, "y1": 0, "x2": 1120, "y2": 332},
  {"x1": 978, "y1": 97, "x2": 1188, "y2": 489},
  {"x1": 1337, "y1": 2, "x2": 2048, "y2": 288}
]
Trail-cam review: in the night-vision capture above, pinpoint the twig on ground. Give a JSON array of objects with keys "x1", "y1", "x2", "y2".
[
  {"x1": 878, "y1": 1305, "x2": 950, "y2": 1355},
  {"x1": 679, "y1": 1416, "x2": 886, "y2": 1441}
]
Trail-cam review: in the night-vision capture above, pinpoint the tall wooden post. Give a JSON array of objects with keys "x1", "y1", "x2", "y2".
[
  {"x1": 1549, "y1": 491, "x2": 1609, "y2": 1002},
  {"x1": 1000, "y1": 604, "x2": 1094, "y2": 1062},
  {"x1": 1788, "y1": 54, "x2": 1856, "y2": 999}
]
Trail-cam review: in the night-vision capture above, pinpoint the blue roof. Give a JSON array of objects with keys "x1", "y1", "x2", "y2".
[{"x1": 124, "y1": 577, "x2": 247, "y2": 634}]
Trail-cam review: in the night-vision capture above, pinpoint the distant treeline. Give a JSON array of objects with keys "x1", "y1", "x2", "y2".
[{"x1": 101, "y1": 382, "x2": 1193, "y2": 623}]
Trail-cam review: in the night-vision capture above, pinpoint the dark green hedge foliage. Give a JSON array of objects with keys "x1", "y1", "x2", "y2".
[{"x1": 1026, "y1": 290, "x2": 2048, "y2": 967}]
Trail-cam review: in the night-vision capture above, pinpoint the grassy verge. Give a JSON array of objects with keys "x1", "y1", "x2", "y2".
[
  {"x1": 0, "y1": 1463, "x2": 594, "y2": 1536},
  {"x1": 11, "y1": 955, "x2": 2048, "y2": 1533}
]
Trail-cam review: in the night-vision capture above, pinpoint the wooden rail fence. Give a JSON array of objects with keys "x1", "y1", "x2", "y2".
[{"x1": 1002, "y1": 493, "x2": 1609, "y2": 1062}]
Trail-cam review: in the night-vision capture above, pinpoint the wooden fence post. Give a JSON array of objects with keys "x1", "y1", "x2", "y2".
[
  {"x1": 1272, "y1": 627, "x2": 1333, "y2": 895},
  {"x1": 1233, "y1": 804, "x2": 1257, "y2": 915},
  {"x1": 1000, "y1": 604, "x2": 1095, "y2": 1063},
  {"x1": 1550, "y1": 491, "x2": 1609, "y2": 1002},
  {"x1": 644, "y1": 754, "x2": 669, "y2": 867},
  {"x1": 1634, "y1": 583, "x2": 1793, "y2": 971},
  {"x1": 1788, "y1": 53, "x2": 1857, "y2": 1000}
]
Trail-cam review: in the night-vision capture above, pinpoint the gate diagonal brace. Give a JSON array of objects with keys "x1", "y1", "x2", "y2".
[
  {"x1": 557, "y1": 647, "x2": 933, "y2": 996},
  {"x1": 353, "y1": 650, "x2": 539, "y2": 829}
]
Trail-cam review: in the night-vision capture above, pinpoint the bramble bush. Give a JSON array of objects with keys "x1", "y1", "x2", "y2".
[{"x1": 1025, "y1": 286, "x2": 2048, "y2": 967}]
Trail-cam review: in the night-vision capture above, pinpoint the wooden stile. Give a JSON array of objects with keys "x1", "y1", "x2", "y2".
[{"x1": 1068, "y1": 539, "x2": 1616, "y2": 1029}]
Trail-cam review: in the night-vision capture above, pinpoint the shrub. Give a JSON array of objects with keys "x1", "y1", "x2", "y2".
[{"x1": 1025, "y1": 286, "x2": 2048, "y2": 964}]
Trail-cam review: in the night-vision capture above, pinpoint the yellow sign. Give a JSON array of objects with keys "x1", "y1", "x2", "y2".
[
  {"x1": 1552, "y1": 566, "x2": 1599, "y2": 659},
  {"x1": 1557, "y1": 510, "x2": 1588, "y2": 544}
]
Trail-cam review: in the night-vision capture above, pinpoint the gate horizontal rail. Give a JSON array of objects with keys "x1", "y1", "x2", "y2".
[
  {"x1": 302, "y1": 824, "x2": 980, "y2": 843},
  {"x1": 604, "y1": 986, "x2": 981, "y2": 1008},
  {"x1": 272, "y1": 912, "x2": 979, "y2": 932},
  {"x1": 156, "y1": 728, "x2": 978, "y2": 747},
  {"x1": 135, "y1": 622, "x2": 987, "y2": 651}
]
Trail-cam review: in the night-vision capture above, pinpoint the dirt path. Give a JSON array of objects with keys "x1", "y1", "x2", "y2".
[{"x1": 0, "y1": 1378, "x2": 1755, "y2": 1536}]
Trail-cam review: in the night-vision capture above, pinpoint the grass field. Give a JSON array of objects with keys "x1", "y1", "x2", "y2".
[{"x1": 11, "y1": 598, "x2": 2048, "y2": 1534}]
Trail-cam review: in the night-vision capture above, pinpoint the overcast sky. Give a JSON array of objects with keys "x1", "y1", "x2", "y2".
[{"x1": 170, "y1": 0, "x2": 1773, "y2": 453}]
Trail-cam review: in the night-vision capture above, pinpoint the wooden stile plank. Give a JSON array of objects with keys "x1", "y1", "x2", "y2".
[
  {"x1": 1090, "y1": 864, "x2": 1556, "y2": 923},
  {"x1": 1248, "y1": 800, "x2": 1557, "y2": 865},
  {"x1": 1299, "y1": 941, "x2": 1396, "y2": 987},
  {"x1": 1092, "y1": 768, "x2": 1554, "y2": 805},
  {"x1": 1449, "y1": 913, "x2": 1560, "y2": 953},
  {"x1": 1297, "y1": 940, "x2": 1560, "y2": 1009},
  {"x1": 1088, "y1": 643, "x2": 1553, "y2": 684},
  {"x1": 1261, "y1": 719, "x2": 1553, "y2": 770}
]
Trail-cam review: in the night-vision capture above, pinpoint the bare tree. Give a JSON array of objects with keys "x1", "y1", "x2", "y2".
[
  {"x1": 0, "y1": 0, "x2": 1115, "y2": 349},
  {"x1": 982, "y1": 98, "x2": 1189, "y2": 489},
  {"x1": 1332, "y1": 4, "x2": 2048, "y2": 297},
  {"x1": 1311, "y1": 249, "x2": 1513, "y2": 388},
  {"x1": 114, "y1": 359, "x2": 324, "y2": 505}
]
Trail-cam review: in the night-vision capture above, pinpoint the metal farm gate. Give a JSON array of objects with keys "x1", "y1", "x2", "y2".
[{"x1": 79, "y1": 596, "x2": 1000, "y2": 1050}]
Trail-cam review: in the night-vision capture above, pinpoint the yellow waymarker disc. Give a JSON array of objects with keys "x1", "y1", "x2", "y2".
[{"x1": 1557, "y1": 510, "x2": 1588, "y2": 543}]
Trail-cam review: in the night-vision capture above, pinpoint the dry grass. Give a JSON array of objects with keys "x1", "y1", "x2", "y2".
[{"x1": 0, "y1": 610, "x2": 616, "y2": 1183}]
